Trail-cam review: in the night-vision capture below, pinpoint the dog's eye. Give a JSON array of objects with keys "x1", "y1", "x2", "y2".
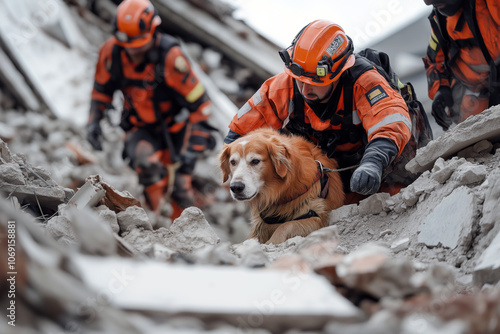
[
  {"x1": 230, "y1": 159, "x2": 236, "y2": 166},
  {"x1": 250, "y1": 159, "x2": 260, "y2": 165}
]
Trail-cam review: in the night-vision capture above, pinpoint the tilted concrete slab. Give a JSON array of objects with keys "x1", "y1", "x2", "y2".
[
  {"x1": 417, "y1": 186, "x2": 475, "y2": 249},
  {"x1": 407, "y1": 106, "x2": 500, "y2": 173},
  {"x1": 474, "y1": 230, "x2": 500, "y2": 285},
  {"x1": 73, "y1": 255, "x2": 362, "y2": 331}
]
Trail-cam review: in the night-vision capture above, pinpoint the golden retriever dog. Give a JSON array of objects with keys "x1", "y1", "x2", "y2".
[{"x1": 219, "y1": 127, "x2": 345, "y2": 245}]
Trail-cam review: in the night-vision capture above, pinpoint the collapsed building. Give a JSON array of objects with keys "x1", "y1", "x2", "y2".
[{"x1": 0, "y1": 0, "x2": 500, "y2": 333}]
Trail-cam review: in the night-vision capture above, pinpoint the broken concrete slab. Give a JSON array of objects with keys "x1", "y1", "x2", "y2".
[
  {"x1": 473, "y1": 230, "x2": 500, "y2": 285},
  {"x1": 407, "y1": 106, "x2": 500, "y2": 173},
  {"x1": 67, "y1": 179, "x2": 105, "y2": 209},
  {"x1": 168, "y1": 207, "x2": 220, "y2": 253},
  {"x1": 0, "y1": 163, "x2": 25, "y2": 185},
  {"x1": 431, "y1": 157, "x2": 467, "y2": 184},
  {"x1": 358, "y1": 193, "x2": 390, "y2": 216},
  {"x1": 335, "y1": 243, "x2": 417, "y2": 299},
  {"x1": 417, "y1": 186, "x2": 475, "y2": 249},
  {"x1": 95, "y1": 205, "x2": 120, "y2": 234},
  {"x1": 72, "y1": 255, "x2": 362, "y2": 331},
  {"x1": 328, "y1": 204, "x2": 358, "y2": 224},
  {"x1": 480, "y1": 170, "x2": 500, "y2": 234},
  {"x1": 0, "y1": 181, "x2": 67, "y2": 211},
  {"x1": 457, "y1": 139, "x2": 494, "y2": 159},
  {"x1": 116, "y1": 205, "x2": 152, "y2": 232},
  {"x1": 450, "y1": 163, "x2": 488, "y2": 186},
  {"x1": 45, "y1": 215, "x2": 79, "y2": 247}
]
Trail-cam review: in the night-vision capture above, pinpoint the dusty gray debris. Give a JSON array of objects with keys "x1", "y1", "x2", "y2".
[
  {"x1": 473, "y1": 230, "x2": 500, "y2": 285},
  {"x1": 358, "y1": 192, "x2": 390, "y2": 216},
  {"x1": 195, "y1": 241, "x2": 239, "y2": 265},
  {"x1": 95, "y1": 204, "x2": 120, "y2": 233},
  {"x1": 0, "y1": 138, "x2": 12, "y2": 162},
  {"x1": 450, "y1": 162, "x2": 488, "y2": 186},
  {"x1": 233, "y1": 238, "x2": 269, "y2": 267},
  {"x1": 0, "y1": 163, "x2": 25, "y2": 185},
  {"x1": 417, "y1": 186, "x2": 475, "y2": 249},
  {"x1": 64, "y1": 205, "x2": 117, "y2": 256},
  {"x1": 391, "y1": 237, "x2": 410, "y2": 253},
  {"x1": 430, "y1": 157, "x2": 467, "y2": 184},
  {"x1": 45, "y1": 215, "x2": 79, "y2": 247},
  {"x1": 116, "y1": 205, "x2": 153, "y2": 232},
  {"x1": 168, "y1": 207, "x2": 220, "y2": 254},
  {"x1": 406, "y1": 106, "x2": 500, "y2": 173},
  {"x1": 147, "y1": 243, "x2": 177, "y2": 262},
  {"x1": 479, "y1": 169, "x2": 500, "y2": 233},
  {"x1": 328, "y1": 204, "x2": 358, "y2": 223},
  {"x1": 457, "y1": 139, "x2": 494, "y2": 158}
]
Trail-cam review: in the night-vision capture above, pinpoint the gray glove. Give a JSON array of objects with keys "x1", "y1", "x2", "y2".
[
  {"x1": 431, "y1": 86, "x2": 454, "y2": 131},
  {"x1": 350, "y1": 138, "x2": 398, "y2": 195},
  {"x1": 86, "y1": 120, "x2": 103, "y2": 151}
]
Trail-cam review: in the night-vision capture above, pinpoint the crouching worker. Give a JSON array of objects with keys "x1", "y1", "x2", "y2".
[
  {"x1": 86, "y1": 0, "x2": 215, "y2": 219},
  {"x1": 224, "y1": 20, "x2": 432, "y2": 205}
]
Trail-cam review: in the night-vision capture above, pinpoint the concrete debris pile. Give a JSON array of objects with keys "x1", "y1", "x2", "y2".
[{"x1": 1, "y1": 107, "x2": 500, "y2": 333}]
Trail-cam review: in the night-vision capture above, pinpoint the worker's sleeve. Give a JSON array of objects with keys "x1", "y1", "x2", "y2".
[
  {"x1": 89, "y1": 39, "x2": 118, "y2": 123},
  {"x1": 422, "y1": 28, "x2": 451, "y2": 100},
  {"x1": 353, "y1": 69, "x2": 412, "y2": 156},
  {"x1": 486, "y1": 0, "x2": 500, "y2": 25},
  {"x1": 227, "y1": 74, "x2": 292, "y2": 137},
  {"x1": 164, "y1": 46, "x2": 211, "y2": 124}
]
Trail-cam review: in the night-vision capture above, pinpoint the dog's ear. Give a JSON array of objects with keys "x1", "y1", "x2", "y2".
[
  {"x1": 268, "y1": 138, "x2": 291, "y2": 178},
  {"x1": 219, "y1": 144, "x2": 231, "y2": 183}
]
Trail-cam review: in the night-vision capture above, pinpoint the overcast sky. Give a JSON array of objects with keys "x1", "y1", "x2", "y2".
[{"x1": 220, "y1": 0, "x2": 431, "y2": 48}]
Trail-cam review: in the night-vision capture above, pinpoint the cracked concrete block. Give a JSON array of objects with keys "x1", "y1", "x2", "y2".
[
  {"x1": 0, "y1": 163, "x2": 25, "y2": 185},
  {"x1": 45, "y1": 215, "x2": 79, "y2": 246},
  {"x1": 474, "y1": 230, "x2": 500, "y2": 285},
  {"x1": 328, "y1": 204, "x2": 358, "y2": 223},
  {"x1": 358, "y1": 193, "x2": 390, "y2": 216},
  {"x1": 168, "y1": 207, "x2": 220, "y2": 254},
  {"x1": 480, "y1": 171, "x2": 500, "y2": 233},
  {"x1": 451, "y1": 163, "x2": 488, "y2": 186},
  {"x1": 418, "y1": 186, "x2": 475, "y2": 249},
  {"x1": 406, "y1": 106, "x2": 500, "y2": 173},
  {"x1": 391, "y1": 237, "x2": 410, "y2": 253},
  {"x1": 0, "y1": 139, "x2": 12, "y2": 163},
  {"x1": 457, "y1": 140, "x2": 493, "y2": 158},
  {"x1": 116, "y1": 205, "x2": 152, "y2": 232},
  {"x1": 431, "y1": 157, "x2": 467, "y2": 184},
  {"x1": 95, "y1": 205, "x2": 119, "y2": 234}
]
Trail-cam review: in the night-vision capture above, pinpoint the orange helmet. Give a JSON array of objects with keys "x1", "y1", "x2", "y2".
[
  {"x1": 113, "y1": 0, "x2": 162, "y2": 48},
  {"x1": 279, "y1": 20, "x2": 355, "y2": 86}
]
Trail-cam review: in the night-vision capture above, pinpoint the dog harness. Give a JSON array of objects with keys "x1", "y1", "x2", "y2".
[{"x1": 260, "y1": 161, "x2": 329, "y2": 225}]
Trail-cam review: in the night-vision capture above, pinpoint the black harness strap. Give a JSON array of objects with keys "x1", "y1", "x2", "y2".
[{"x1": 262, "y1": 210, "x2": 319, "y2": 225}]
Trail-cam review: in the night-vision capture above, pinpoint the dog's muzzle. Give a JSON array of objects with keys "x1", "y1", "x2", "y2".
[{"x1": 230, "y1": 181, "x2": 256, "y2": 200}]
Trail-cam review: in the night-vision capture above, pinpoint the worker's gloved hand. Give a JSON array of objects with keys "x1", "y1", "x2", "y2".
[
  {"x1": 86, "y1": 121, "x2": 103, "y2": 151},
  {"x1": 350, "y1": 138, "x2": 398, "y2": 195},
  {"x1": 431, "y1": 86, "x2": 454, "y2": 131}
]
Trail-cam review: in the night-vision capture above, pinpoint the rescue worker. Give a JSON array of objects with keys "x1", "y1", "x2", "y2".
[
  {"x1": 86, "y1": 0, "x2": 214, "y2": 220},
  {"x1": 224, "y1": 20, "x2": 416, "y2": 204},
  {"x1": 423, "y1": 0, "x2": 500, "y2": 131}
]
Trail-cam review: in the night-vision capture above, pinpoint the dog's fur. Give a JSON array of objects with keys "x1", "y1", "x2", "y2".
[{"x1": 219, "y1": 127, "x2": 345, "y2": 245}]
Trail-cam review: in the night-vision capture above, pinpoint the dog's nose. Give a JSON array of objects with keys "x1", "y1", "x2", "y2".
[{"x1": 230, "y1": 181, "x2": 245, "y2": 194}]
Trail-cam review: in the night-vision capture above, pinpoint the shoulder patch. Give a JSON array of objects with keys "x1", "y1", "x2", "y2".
[
  {"x1": 365, "y1": 85, "x2": 389, "y2": 106},
  {"x1": 174, "y1": 56, "x2": 189, "y2": 73}
]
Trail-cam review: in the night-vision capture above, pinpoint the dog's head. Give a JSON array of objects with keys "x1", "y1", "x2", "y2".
[{"x1": 219, "y1": 128, "x2": 292, "y2": 202}]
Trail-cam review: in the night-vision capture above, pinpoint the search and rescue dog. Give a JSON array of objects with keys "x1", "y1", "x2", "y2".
[{"x1": 219, "y1": 127, "x2": 345, "y2": 245}]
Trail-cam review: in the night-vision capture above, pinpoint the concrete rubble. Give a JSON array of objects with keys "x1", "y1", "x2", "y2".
[
  {"x1": 2, "y1": 104, "x2": 500, "y2": 333},
  {"x1": 1, "y1": 0, "x2": 500, "y2": 333}
]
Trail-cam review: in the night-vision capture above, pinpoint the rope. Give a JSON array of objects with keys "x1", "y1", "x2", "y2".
[{"x1": 315, "y1": 160, "x2": 360, "y2": 173}]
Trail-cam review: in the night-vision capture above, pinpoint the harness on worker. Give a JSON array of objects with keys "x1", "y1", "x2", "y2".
[
  {"x1": 429, "y1": 0, "x2": 500, "y2": 106},
  {"x1": 286, "y1": 48, "x2": 434, "y2": 185}
]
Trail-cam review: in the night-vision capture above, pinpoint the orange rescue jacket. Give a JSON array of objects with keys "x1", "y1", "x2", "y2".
[
  {"x1": 228, "y1": 56, "x2": 412, "y2": 168},
  {"x1": 91, "y1": 33, "x2": 210, "y2": 132},
  {"x1": 424, "y1": 0, "x2": 500, "y2": 102}
]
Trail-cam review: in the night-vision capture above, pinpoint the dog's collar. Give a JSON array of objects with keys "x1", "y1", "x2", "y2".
[
  {"x1": 261, "y1": 209, "x2": 319, "y2": 225},
  {"x1": 275, "y1": 161, "x2": 329, "y2": 205}
]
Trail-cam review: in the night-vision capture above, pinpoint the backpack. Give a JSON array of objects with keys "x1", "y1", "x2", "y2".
[
  {"x1": 356, "y1": 48, "x2": 434, "y2": 184},
  {"x1": 287, "y1": 48, "x2": 433, "y2": 185}
]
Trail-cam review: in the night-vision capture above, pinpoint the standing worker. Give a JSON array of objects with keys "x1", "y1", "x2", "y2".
[
  {"x1": 224, "y1": 20, "x2": 430, "y2": 204},
  {"x1": 423, "y1": 0, "x2": 500, "y2": 131},
  {"x1": 86, "y1": 0, "x2": 215, "y2": 220}
]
